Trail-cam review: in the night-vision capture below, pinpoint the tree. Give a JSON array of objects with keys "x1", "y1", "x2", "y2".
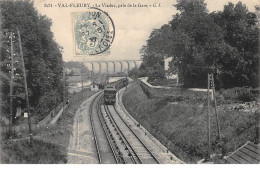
[
  {"x1": 136, "y1": 24, "x2": 175, "y2": 81},
  {"x1": 128, "y1": 67, "x2": 147, "y2": 79},
  {"x1": 211, "y1": 2, "x2": 259, "y2": 88},
  {"x1": 168, "y1": 0, "x2": 226, "y2": 88},
  {"x1": 147, "y1": 64, "x2": 166, "y2": 83},
  {"x1": 137, "y1": 0, "x2": 259, "y2": 88},
  {"x1": 0, "y1": 1, "x2": 64, "y2": 121},
  {"x1": 168, "y1": 0, "x2": 259, "y2": 88}
]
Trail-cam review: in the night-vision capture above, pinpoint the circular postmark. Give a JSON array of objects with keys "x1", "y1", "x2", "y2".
[{"x1": 73, "y1": 7, "x2": 115, "y2": 55}]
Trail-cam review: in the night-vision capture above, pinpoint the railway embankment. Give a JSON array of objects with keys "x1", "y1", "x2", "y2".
[
  {"x1": 1, "y1": 89, "x2": 97, "y2": 163},
  {"x1": 122, "y1": 80, "x2": 258, "y2": 163}
]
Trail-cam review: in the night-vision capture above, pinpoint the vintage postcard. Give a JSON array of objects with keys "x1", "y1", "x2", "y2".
[{"x1": 0, "y1": 0, "x2": 259, "y2": 166}]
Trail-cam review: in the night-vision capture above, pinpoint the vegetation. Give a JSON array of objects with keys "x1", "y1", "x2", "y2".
[
  {"x1": 131, "y1": 0, "x2": 259, "y2": 89},
  {"x1": 1, "y1": 89, "x2": 96, "y2": 163},
  {"x1": 64, "y1": 61, "x2": 88, "y2": 70},
  {"x1": 0, "y1": 1, "x2": 64, "y2": 122},
  {"x1": 64, "y1": 61, "x2": 89, "y2": 76},
  {"x1": 219, "y1": 87, "x2": 256, "y2": 102},
  {"x1": 122, "y1": 82, "x2": 257, "y2": 163},
  {"x1": 1, "y1": 139, "x2": 67, "y2": 163}
]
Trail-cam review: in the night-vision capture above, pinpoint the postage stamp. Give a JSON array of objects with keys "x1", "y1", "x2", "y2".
[{"x1": 72, "y1": 8, "x2": 115, "y2": 56}]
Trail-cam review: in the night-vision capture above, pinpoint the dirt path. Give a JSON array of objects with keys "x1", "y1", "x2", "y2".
[{"x1": 67, "y1": 92, "x2": 102, "y2": 164}]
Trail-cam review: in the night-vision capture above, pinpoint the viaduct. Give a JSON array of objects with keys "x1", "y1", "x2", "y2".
[{"x1": 84, "y1": 60, "x2": 141, "y2": 73}]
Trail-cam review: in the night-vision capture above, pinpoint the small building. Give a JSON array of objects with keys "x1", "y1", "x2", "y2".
[{"x1": 90, "y1": 82, "x2": 99, "y2": 91}]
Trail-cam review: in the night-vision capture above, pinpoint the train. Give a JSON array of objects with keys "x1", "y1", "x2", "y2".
[{"x1": 104, "y1": 77, "x2": 128, "y2": 105}]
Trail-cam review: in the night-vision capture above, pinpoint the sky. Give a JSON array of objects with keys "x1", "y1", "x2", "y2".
[{"x1": 33, "y1": 0, "x2": 259, "y2": 67}]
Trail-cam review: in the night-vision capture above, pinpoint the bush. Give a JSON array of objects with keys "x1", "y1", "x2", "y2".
[
  {"x1": 237, "y1": 92, "x2": 254, "y2": 102},
  {"x1": 147, "y1": 65, "x2": 166, "y2": 83},
  {"x1": 164, "y1": 95, "x2": 188, "y2": 102},
  {"x1": 220, "y1": 87, "x2": 254, "y2": 102},
  {"x1": 150, "y1": 79, "x2": 177, "y2": 87},
  {"x1": 1, "y1": 139, "x2": 67, "y2": 163},
  {"x1": 35, "y1": 91, "x2": 61, "y2": 122},
  {"x1": 128, "y1": 68, "x2": 148, "y2": 79}
]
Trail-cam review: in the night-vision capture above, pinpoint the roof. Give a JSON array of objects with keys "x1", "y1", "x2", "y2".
[
  {"x1": 104, "y1": 85, "x2": 116, "y2": 91},
  {"x1": 224, "y1": 141, "x2": 260, "y2": 164}
]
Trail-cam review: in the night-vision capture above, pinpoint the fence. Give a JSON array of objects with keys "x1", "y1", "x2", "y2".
[
  {"x1": 0, "y1": 122, "x2": 55, "y2": 139},
  {"x1": 1, "y1": 102, "x2": 64, "y2": 138},
  {"x1": 37, "y1": 102, "x2": 63, "y2": 126}
]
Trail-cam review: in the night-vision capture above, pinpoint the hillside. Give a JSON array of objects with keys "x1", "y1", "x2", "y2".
[
  {"x1": 1, "y1": 89, "x2": 96, "y2": 163},
  {"x1": 122, "y1": 82, "x2": 257, "y2": 163}
]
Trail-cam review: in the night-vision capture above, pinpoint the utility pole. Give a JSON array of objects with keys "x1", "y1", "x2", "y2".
[
  {"x1": 81, "y1": 66, "x2": 84, "y2": 100},
  {"x1": 212, "y1": 75, "x2": 221, "y2": 141},
  {"x1": 207, "y1": 73, "x2": 211, "y2": 160},
  {"x1": 17, "y1": 30, "x2": 33, "y2": 143},
  {"x1": 63, "y1": 66, "x2": 66, "y2": 110},
  {"x1": 256, "y1": 111, "x2": 260, "y2": 144},
  {"x1": 9, "y1": 32, "x2": 14, "y2": 136}
]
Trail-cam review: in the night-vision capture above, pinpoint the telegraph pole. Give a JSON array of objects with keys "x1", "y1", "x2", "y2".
[
  {"x1": 81, "y1": 65, "x2": 84, "y2": 100},
  {"x1": 207, "y1": 73, "x2": 211, "y2": 160},
  {"x1": 63, "y1": 66, "x2": 66, "y2": 110},
  {"x1": 17, "y1": 30, "x2": 33, "y2": 143},
  {"x1": 9, "y1": 32, "x2": 14, "y2": 136},
  {"x1": 212, "y1": 75, "x2": 221, "y2": 141}
]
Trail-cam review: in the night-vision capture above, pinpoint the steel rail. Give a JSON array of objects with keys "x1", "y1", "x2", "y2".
[
  {"x1": 88, "y1": 79, "x2": 124, "y2": 163},
  {"x1": 112, "y1": 105, "x2": 160, "y2": 164},
  {"x1": 103, "y1": 104, "x2": 142, "y2": 164},
  {"x1": 89, "y1": 92, "x2": 103, "y2": 163},
  {"x1": 96, "y1": 96, "x2": 122, "y2": 164}
]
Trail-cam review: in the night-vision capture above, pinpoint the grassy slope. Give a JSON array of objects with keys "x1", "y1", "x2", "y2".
[
  {"x1": 1, "y1": 89, "x2": 97, "y2": 163},
  {"x1": 1, "y1": 139, "x2": 67, "y2": 164},
  {"x1": 122, "y1": 82, "x2": 256, "y2": 163}
]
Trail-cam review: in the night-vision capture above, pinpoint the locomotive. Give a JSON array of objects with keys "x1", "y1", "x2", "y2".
[
  {"x1": 104, "y1": 85, "x2": 117, "y2": 105},
  {"x1": 104, "y1": 77, "x2": 128, "y2": 105}
]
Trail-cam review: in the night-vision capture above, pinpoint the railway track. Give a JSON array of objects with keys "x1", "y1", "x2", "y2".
[
  {"x1": 89, "y1": 92, "x2": 121, "y2": 164},
  {"x1": 89, "y1": 79, "x2": 160, "y2": 164},
  {"x1": 102, "y1": 103, "x2": 160, "y2": 164},
  {"x1": 103, "y1": 102, "x2": 142, "y2": 164}
]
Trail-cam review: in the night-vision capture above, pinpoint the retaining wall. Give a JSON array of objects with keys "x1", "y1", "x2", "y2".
[{"x1": 139, "y1": 77, "x2": 212, "y2": 99}]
